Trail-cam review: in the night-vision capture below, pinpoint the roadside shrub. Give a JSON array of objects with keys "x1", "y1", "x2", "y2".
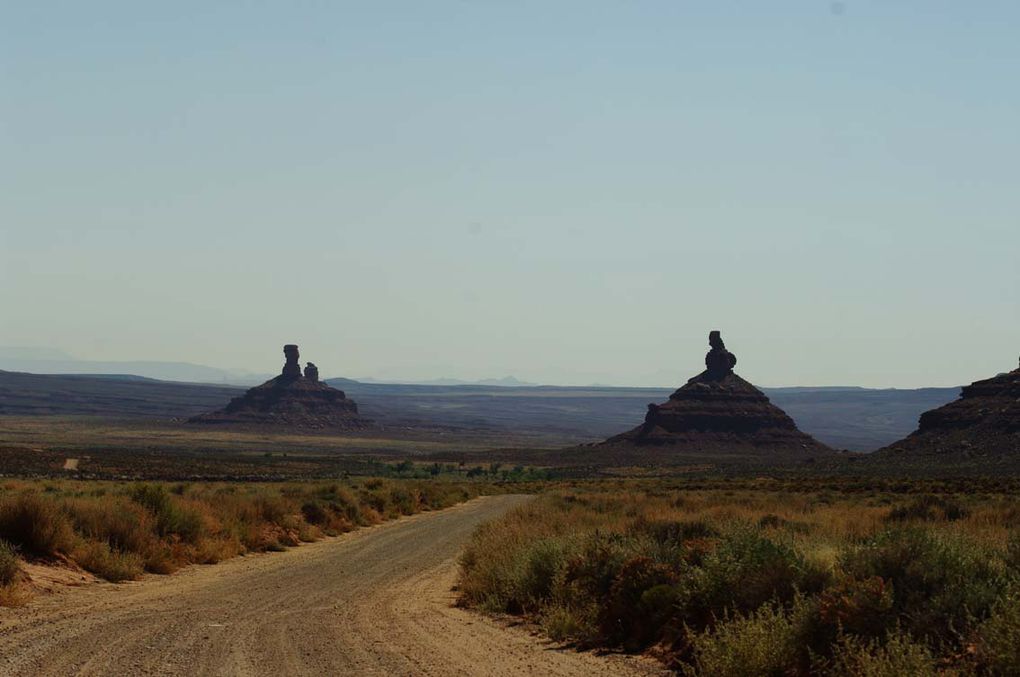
[
  {"x1": 327, "y1": 487, "x2": 364, "y2": 526},
  {"x1": 358, "y1": 489, "x2": 388, "y2": 516},
  {"x1": 824, "y1": 631, "x2": 937, "y2": 677},
  {"x1": 517, "y1": 538, "x2": 569, "y2": 611},
  {"x1": 0, "y1": 539, "x2": 19, "y2": 585},
  {"x1": 681, "y1": 604, "x2": 800, "y2": 677},
  {"x1": 300, "y1": 501, "x2": 328, "y2": 525},
  {"x1": 73, "y1": 541, "x2": 144, "y2": 582},
  {"x1": 130, "y1": 485, "x2": 205, "y2": 543},
  {"x1": 254, "y1": 494, "x2": 290, "y2": 524},
  {"x1": 599, "y1": 556, "x2": 678, "y2": 650},
  {"x1": 457, "y1": 484, "x2": 1020, "y2": 674},
  {"x1": 66, "y1": 497, "x2": 156, "y2": 555},
  {"x1": 684, "y1": 527, "x2": 829, "y2": 625},
  {"x1": 388, "y1": 486, "x2": 418, "y2": 515},
  {"x1": 560, "y1": 532, "x2": 637, "y2": 609},
  {"x1": 542, "y1": 605, "x2": 593, "y2": 642},
  {"x1": 0, "y1": 492, "x2": 76, "y2": 555},
  {"x1": 840, "y1": 528, "x2": 1006, "y2": 645}
]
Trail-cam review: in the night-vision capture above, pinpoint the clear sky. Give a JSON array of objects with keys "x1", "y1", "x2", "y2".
[{"x1": 2, "y1": 1, "x2": 1018, "y2": 388}]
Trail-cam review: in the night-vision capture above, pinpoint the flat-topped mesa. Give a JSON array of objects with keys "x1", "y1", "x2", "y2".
[
  {"x1": 877, "y1": 358, "x2": 1020, "y2": 458},
  {"x1": 602, "y1": 331, "x2": 831, "y2": 458},
  {"x1": 189, "y1": 344, "x2": 370, "y2": 430}
]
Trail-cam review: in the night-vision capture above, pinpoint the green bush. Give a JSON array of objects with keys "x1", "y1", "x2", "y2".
[
  {"x1": 824, "y1": 631, "x2": 937, "y2": 677},
  {"x1": 560, "y1": 532, "x2": 637, "y2": 609},
  {"x1": 541, "y1": 605, "x2": 593, "y2": 642},
  {"x1": 327, "y1": 487, "x2": 363, "y2": 525},
  {"x1": 599, "y1": 556, "x2": 677, "y2": 650},
  {"x1": 388, "y1": 486, "x2": 418, "y2": 515},
  {"x1": 974, "y1": 589, "x2": 1020, "y2": 676},
  {"x1": 684, "y1": 527, "x2": 829, "y2": 625},
  {"x1": 130, "y1": 485, "x2": 204, "y2": 543},
  {"x1": 840, "y1": 527, "x2": 1006, "y2": 645},
  {"x1": 682, "y1": 604, "x2": 800, "y2": 677},
  {"x1": 517, "y1": 538, "x2": 568, "y2": 611}
]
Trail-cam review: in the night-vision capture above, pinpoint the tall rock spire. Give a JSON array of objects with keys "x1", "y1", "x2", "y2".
[
  {"x1": 282, "y1": 344, "x2": 302, "y2": 378},
  {"x1": 704, "y1": 330, "x2": 737, "y2": 378}
]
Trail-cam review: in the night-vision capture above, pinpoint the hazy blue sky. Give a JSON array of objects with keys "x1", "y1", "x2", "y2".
[{"x1": 2, "y1": 1, "x2": 1018, "y2": 387}]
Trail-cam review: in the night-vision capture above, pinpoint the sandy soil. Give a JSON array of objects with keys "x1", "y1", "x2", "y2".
[{"x1": 0, "y1": 496, "x2": 665, "y2": 676}]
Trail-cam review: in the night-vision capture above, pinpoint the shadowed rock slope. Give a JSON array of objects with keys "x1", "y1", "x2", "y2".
[
  {"x1": 190, "y1": 345, "x2": 371, "y2": 430},
  {"x1": 877, "y1": 359, "x2": 1020, "y2": 459},
  {"x1": 592, "y1": 332, "x2": 833, "y2": 463}
]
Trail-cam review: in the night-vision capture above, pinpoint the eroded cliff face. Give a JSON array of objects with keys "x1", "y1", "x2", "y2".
[
  {"x1": 190, "y1": 345, "x2": 371, "y2": 431},
  {"x1": 880, "y1": 361, "x2": 1020, "y2": 457}
]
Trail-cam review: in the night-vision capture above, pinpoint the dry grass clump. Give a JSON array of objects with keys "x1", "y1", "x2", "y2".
[
  {"x1": 459, "y1": 485, "x2": 1020, "y2": 675},
  {"x1": 0, "y1": 477, "x2": 482, "y2": 603},
  {"x1": 0, "y1": 540, "x2": 19, "y2": 585},
  {"x1": 0, "y1": 493, "x2": 77, "y2": 556},
  {"x1": 0, "y1": 539, "x2": 30, "y2": 606}
]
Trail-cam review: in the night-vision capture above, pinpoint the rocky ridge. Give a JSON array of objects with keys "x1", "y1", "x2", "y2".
[{"x1": 878, "y1": 359, "x2": 1020, "y2": 458}]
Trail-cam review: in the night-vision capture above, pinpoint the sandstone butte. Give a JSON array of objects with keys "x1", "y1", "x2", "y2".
[
  {"x1": 189, "y1": 344, "x2": 371, "y2": 431},
  {"x1": 599, "y1": 331, "x2": 833, "y2": 459}
]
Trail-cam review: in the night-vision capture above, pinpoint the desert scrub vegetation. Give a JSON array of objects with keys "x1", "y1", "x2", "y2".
[
  {"x1": 458, "y1": 483, "x2": 1020, "y2": 675},
  {"x1": 0, "y1": 477, "x2": 484, "y2": 603}
]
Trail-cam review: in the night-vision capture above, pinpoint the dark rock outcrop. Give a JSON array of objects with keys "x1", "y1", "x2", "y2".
[
  {"x1": 190, "y1": 345, "x2": 370, "y2": 430},
  {"x1": 878, "y1": 359, "x2": 1020, "y2": 457},
  {"x1": 282, "y1": 344, "x2": 302, "y2": 378},
  {"x1": 705, "y1": 330, "x2": 737, "y2": 377},
  {"x1": 600, "y1": 332, "x2": 831, "y2": 458}
]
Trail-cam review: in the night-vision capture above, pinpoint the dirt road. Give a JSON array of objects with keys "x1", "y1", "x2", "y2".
[{"x1": 0, "y1": 496, "x2": 663, "y2": 676}]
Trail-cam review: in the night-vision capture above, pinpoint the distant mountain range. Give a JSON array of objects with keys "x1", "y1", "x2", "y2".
[
  {"x1": 0, "y1": 348, "x2": 539, "y2": 388},
  {"x1": 355, "y1": 375, "x2": 539, "y2": 387},
  {"x1": 0, "y1": 348, "x2": 272, "y2": 385}
]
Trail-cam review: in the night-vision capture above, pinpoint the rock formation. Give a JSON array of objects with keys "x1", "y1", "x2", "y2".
[
  {"x1": 600, "y1": 331, "x2": 831, "y2": 459},
  {"x1": 878, "y1": 358, "x2": 1020, "y2": 458},
  {"x1": 282, "y1": 344, "x2": 302, "y2": 378},
  {"x1": 189, "y1": 345, "x2": 370, "y2": 430},
  {"x1": 705, "y1": 330, "x2": 737, "y2": 377}
]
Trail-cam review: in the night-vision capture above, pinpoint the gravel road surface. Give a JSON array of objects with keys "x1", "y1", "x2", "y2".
[{"x1": 0, "y1": 496, "x2": 663, "y2": 676}]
